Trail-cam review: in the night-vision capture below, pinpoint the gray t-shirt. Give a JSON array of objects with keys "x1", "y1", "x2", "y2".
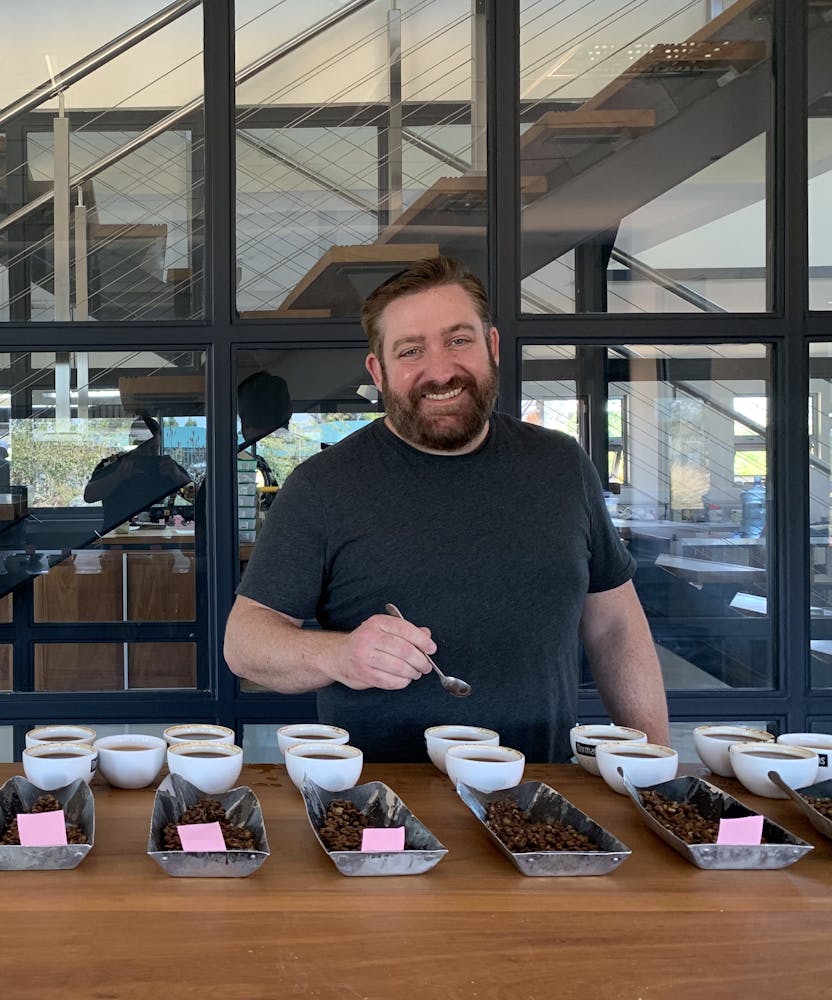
[{"x1": 237, "y1": 412, "x2": 635, "y2": 762}]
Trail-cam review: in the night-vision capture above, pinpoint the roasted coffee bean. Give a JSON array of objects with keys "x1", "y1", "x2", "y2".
[
  {"x1": 161, "y1": 796, "x2": 256, "y2": 851},
  {"x1": 485, "y1": 799, "x2": 600, "y2": 852},
  {"x1": 802, "y1": 794, "x2": 832, "y2": 819},
  {"x1": 0, "y1": 793, "x2": 86, "y2": 845},
  {"x1": 318, "y1": 799, "x2": 371, "y2": 851}
]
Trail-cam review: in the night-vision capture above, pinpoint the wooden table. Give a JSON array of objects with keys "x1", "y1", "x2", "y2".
[{"x1": 4, "y1": 762, "x2": 832, "y2": 999}]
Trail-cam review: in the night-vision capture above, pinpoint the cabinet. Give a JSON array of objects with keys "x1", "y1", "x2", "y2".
[{"x1": 32, "y1": 543, "x2": 197, "y2": 691}]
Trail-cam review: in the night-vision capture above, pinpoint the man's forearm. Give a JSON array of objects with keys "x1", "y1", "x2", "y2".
[
  {"x1": 223, "y1": 596, "x2": 338, "y2": 693},
  {"x1": 581, "y1": 583, "x2": 670, "y2": 746}
]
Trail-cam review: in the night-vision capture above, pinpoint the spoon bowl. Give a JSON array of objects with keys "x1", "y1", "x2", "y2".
[{"x1": 384, "y1": 603, "x2": 472, "y2": 697}]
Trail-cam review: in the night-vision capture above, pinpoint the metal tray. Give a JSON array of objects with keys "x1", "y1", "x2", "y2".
[
  {"x1": 0, "y1": 776, "x2": 94, "y2": 870},
  {"x1": 622, "y1": 774, "x2": 813, "y2": 870},
  {"x1": 147, "y1": 773, "x2": 269, "y2": 878},
  {"x1": 300, "y1": 778, "x2": 447, "y2": 876},
  {"x1": 456, "y1": 780, "x2": 631, "y2": 876},
  {"x1": 768, "y1": 772, "x2": 832, "y2": 841}
]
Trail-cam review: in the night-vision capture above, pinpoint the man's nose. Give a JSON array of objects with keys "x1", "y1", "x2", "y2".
[{"x1": 421, "y1": 345, "x2": 458, "y2": 382}]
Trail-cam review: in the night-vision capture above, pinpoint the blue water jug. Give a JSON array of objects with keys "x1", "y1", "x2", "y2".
[{"x1": 740, "y1": 478, "x2": 766, "y2": 538}]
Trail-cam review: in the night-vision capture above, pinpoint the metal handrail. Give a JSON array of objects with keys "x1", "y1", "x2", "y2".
[
  {"x1": 237, "y1": 131, "x2": 379, "y2": 216},
  {"x1": 0, "y1": 0, "x2": 201, "y2": 128},
  {"x1": 0, "y1": 0, "x2": 377, "y2": 235},
  {"x1": 610, "y1": 247, "x2": 727, "y2": 313},
  {"x1": 401, "y1": 127, "x2": 470, "y2": 174}
]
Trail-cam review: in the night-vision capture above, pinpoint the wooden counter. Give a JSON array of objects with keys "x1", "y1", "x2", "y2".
[{"x1": 3, "y1": 762, "x2": 832, "y2": 998}]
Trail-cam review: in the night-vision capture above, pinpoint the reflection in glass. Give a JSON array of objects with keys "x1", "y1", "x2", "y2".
[
  {"x1": 522, "y1": 343, "x2": 772, "y2": 690},
  {"x1": 235, "y1": 0, "x2": 487, "y2": 317},
  {"x1": 808, "y1": 7, "x2": 832, "y2": 311},
  {"x1": 519, "y1": 0, "x2": 772, "y2": 314},
  {"x1": 0, "y1": 349, "x2": 206, "y2": 690},
  {"x1": 808, "y1": 345, "x2": 832, "y2": 688},
  {"x1": 0, "y1": 2, "x2": 205, "y2": 322}
]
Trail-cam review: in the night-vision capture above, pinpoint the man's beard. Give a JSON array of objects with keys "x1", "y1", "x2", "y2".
[{"x1": 381, "y1": 354, "x2": 499, "y2": 452}]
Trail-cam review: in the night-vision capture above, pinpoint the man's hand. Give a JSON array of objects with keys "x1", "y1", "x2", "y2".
[{"x1": 336, "y1": 613, "x2": 436, "y2": 690}]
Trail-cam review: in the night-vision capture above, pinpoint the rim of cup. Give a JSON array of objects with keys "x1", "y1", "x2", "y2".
[
  {"x1": 693, "y1": 724, "x2": 773, "y2": 741},
  {"x1": 730, "y1": 742, "x2": 817, "y2": 762},
  {"x1": 24, "y1": 742, "x2": 97, "y2": 759},
  {"x1": 425, "y1": 725, "x2": 499, "y2": 741},
  {"x1": 163, "y1": 724, "x2": 235, "y2": 742},
  {"x1": 571, "y1": 725, "x2": 647, "y2": 743},
  {"x1": 777, "y1": 732, "x2": 832, "y2": 749},
  {"x1": 94, "y1": 735, "x2": 166, "y2": 753},
  {"x1": 445, "y1": 744, "x2": 524, "y2": 763},
  {"x1": 596, "y1": 741, "x2": 677, "y2": 758},
  {"x1": 26, "y1": 725, "x2": 96, "y2": 743},
  {"x1": 168, "y1": 741, "x2": 242, "y2": 758},
  {"x1": 278, "y1": 723, "x2": 349, "y2": 740},
  {"x1": 286, "y1": 742, "x2": 362, "y2": 760}
]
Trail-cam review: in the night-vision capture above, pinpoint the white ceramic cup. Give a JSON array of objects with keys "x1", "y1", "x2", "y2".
[
  {"x1": 445, "y1": 744, "x2": 525, "y2": 793},
  {"x1": 284, "y1": 742, "x2": 363, "y2": 792},
  {"x1": 25, "y1": 724, "x2": 97, "y2": 748},
  {"x1": 424, "y1": 725, "x2": 500, "y2": 774},
  {"x1": 776, "y1": 733, "x2": 832, "y2": 782},
  {"x1": 22, "y1": 742, "x2": 98, "y2": 790},
  {"x1": 692, "y1": 724, "x2": 774, "y2": 777},
  {"x1": 595, "y1": 741, "x2": 679, "y2": 795},
  {"x1": 163, "y1": 724, "x2": 235, "y2": 746},
  {"x1": 730, "y1": 742, "x2": 819, "y2": 799},
  {"x1": 276, "y1": 724, "x2": 350, "y2": 759},
  {"x1": 93, "y1": 734, "x2": 167, "y2": 789},
  {"x1": 167, "y1": 741, "x2": 244, "y2": 794},
  {"x1": 569, "y1": 724, "x2": 648, "y2": 776}
]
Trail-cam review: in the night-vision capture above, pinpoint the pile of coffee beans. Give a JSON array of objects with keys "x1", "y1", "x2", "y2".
[
  {"x1": 161, "y1": 796, "x2": 256, "y2": 851},
  {"x1": 639, "y1": 790, "x2": 720, "y2": 843},
  {"x1": 0, "y1": 793, "x2": 86, "y2": 845},
  {"x1": 485, "y1": 798, "x2": 599, "y2": 852},
  {"x1": 317, "y1": 799, "x2": 371, "y2": 851},
  {"x1": 803, "y1": 794, "x2": 832, "y2": 819}
]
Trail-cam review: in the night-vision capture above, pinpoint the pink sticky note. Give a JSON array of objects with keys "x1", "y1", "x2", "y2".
[
  {"x1": 717, "y1": 814, "x2": 764, "y2": 845},
  {"x1": 17, "y1": 810, "x2": 68, "y2": 847},
  {"x1": 360, "y1": 826, "x2": 405, "y2": 852},
  {"x1": 177, "y1": 821, "x2": 227, "y2": 852}
]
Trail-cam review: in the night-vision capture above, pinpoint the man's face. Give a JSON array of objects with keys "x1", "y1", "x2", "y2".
[{"x1": 365, "y1": 283, "x2": 500, "y2": 454}]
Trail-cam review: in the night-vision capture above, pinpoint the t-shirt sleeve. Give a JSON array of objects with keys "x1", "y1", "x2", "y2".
[
  {"x1": 235, "y1": 467, "x2": 326, "y2": 620},
  {"x1": 576, "y1": 446, "x2": 637, "y2": 593}
]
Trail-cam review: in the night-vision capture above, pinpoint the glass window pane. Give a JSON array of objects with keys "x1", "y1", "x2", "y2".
[
  {"x1": 522, "y1": 343, "x2": 773, "y2": 691},
  {"x1": 0, "y1": 2, "x2": 205, "y2": 322},
  {"x1": 809, "y1": 6, "x2": 832, "y2": 310},
  {"x1": 0, "y1": 349, "x2": 205, "y2": 691},
  {"x1": 33, "y1": 641, "x2": 196, "y2": 691},
  {"x1": 235, "y1": 0, "x2": 488, "y2": 317},
  {"x1": 809, "y1": 344, "x2": 832, "y2": 689},
  {"x1": 519, "y1": 1, "x2": 772, "y2": 314}
]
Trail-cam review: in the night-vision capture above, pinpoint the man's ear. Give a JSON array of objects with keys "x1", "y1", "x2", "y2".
[
  {"x1": 488, "y1": 326, "x2": 500, "y2": 364},
  {"x1": 365, "y1": 352, "x2": 384, "y2": 391}
]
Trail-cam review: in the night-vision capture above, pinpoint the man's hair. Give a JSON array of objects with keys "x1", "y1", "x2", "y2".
[{"x1": 360, "y1": 255, "x2": 491, "y2": 358}]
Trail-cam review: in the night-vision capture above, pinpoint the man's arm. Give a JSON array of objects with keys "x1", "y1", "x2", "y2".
[
  {"x1": 579, "y1": 580, "x2": 670, "y2": 745},
  {"x1": 223, "y1": 595, "x2": 435, "y2": 694}
]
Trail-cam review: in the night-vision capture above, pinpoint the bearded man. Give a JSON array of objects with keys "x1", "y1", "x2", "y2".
[{"x1": 224, "y1": 256, "x2": 668, "y2": 762}]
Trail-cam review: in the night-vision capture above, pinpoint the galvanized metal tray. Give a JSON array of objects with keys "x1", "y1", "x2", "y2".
[
  {"x1": 300, "y1": 778, "x2": 447, "y2": 876},
  {"x1": 147, "y1": 773, "x2": 270, "y2": 878},
  {"x1": 622, "y1": 773, "x2": 813, "y2": 869},
  {"x1": 768, "y1": 772, "x2": 832, "y2": 841},
  {"x1": 0, "y1": 775, "x2": 94, "y2": 870},
  {"x1": 456, "y1": 780, "x2": 631, "y2": 876}
]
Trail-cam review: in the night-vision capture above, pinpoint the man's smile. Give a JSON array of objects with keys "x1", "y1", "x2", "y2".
[{"x1": 423, "y1": 386, "x2": 464, "y2": 401}]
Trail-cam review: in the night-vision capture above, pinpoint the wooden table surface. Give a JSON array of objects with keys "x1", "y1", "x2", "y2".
[{"x1": 3, "y1": 762, "x2": 832, "y2": 1000}]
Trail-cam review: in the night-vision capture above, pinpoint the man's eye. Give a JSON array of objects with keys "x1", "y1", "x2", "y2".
[
  {"x1": 450, "y1": 337, "x2": 471, "y2": 347},
  {"x1": 399, "y1": 348, "x2": 420, "y2": 358}
]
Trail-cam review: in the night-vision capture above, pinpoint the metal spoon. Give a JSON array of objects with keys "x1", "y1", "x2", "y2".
[{"x1": 384, "y1": 602, "x2": 472, "y2": 698}]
